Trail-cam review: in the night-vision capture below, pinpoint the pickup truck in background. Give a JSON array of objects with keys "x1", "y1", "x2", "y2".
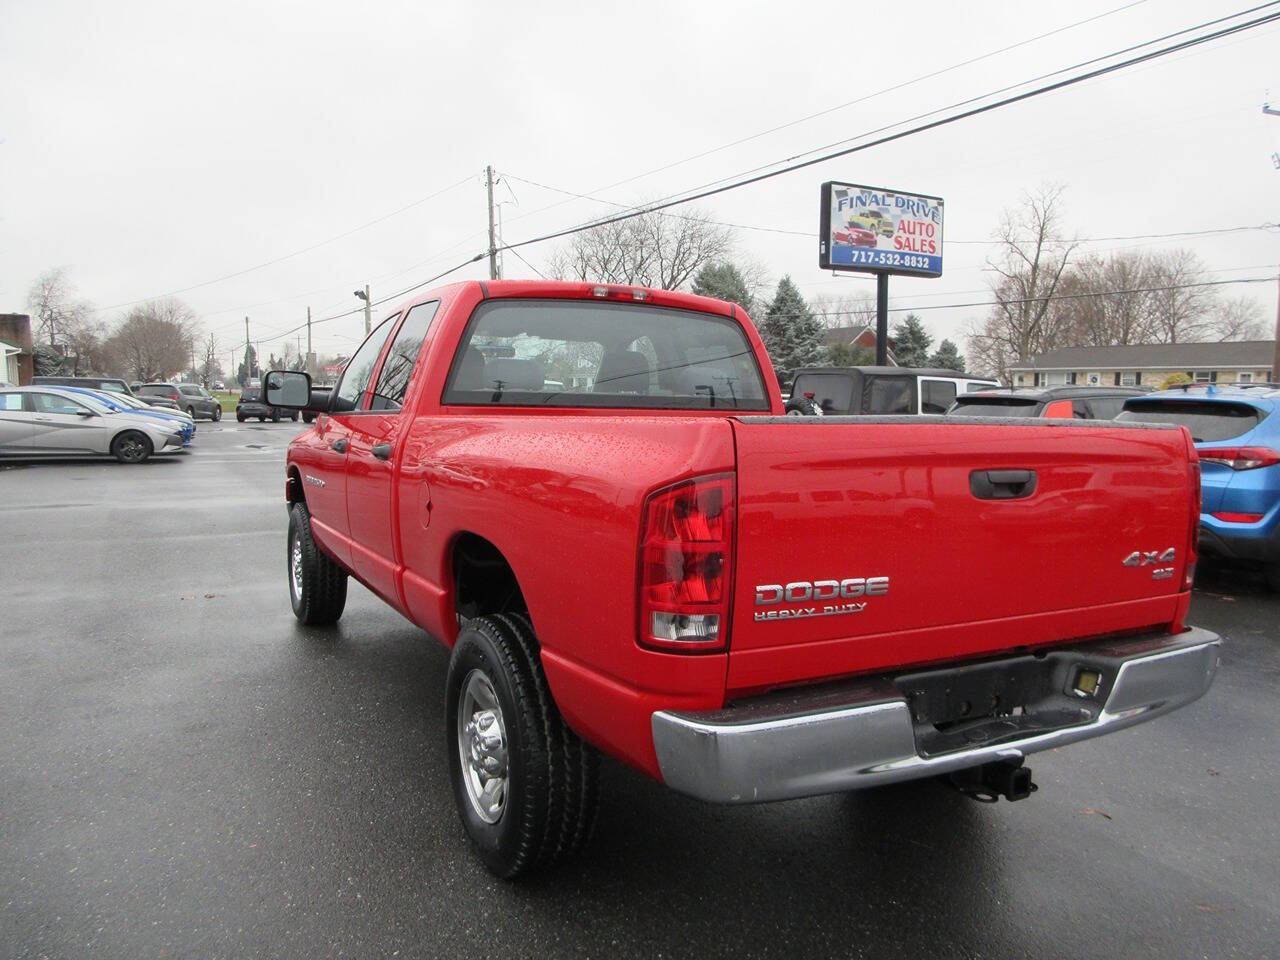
[{"x1": 265, "y1": 279, "x2": 1220, "y2": 878}]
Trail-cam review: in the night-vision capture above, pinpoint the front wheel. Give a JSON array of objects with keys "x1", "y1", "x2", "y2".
[
  {"x1": 446, "y1": 614, "x2": 599, "y2": 878},
  {"x1": 287, "y1": 502, "x2": 348, "y2": 624},
  {"x1": 111, "y1": 430, "x2": 153, "y2": 464},
  {"x1": 236, "y1": 412, "x2": 246, "y2": 422}
]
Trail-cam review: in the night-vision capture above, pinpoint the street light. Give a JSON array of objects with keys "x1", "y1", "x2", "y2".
[{"x1": 354, "y1": 285, "x2": 371, "y2": 336}]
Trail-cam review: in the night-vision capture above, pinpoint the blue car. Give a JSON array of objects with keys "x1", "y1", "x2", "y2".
[
  {"x1": 1119, "y1": 385, "x2": 1280, "y2": 586},
  {"x1": 57, "y1": 385, "x2": 196, "y2": 446}
]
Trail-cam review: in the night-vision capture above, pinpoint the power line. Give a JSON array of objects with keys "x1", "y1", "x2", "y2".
[
  {"x1": 498, "y1": 4, "x2": 1280, "y2": 255},
  {"x1": 93, "y1": 173, "x2": 476, "y2": 314},
  {"x1": 494, "y1": 0, "x2": 1154, "y2": 233}
]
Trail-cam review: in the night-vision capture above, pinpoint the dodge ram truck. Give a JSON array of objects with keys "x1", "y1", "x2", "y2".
[{"x1": 265, "y1": 279, "x2": 1220, "y2": 878}]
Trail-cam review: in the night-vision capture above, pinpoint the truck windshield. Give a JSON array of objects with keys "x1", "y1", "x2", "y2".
[{"x1": 443, "y1": 299, "x2": 770, "y2": 410}]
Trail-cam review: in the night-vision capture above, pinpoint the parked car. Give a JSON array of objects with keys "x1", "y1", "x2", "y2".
[
  {"x1": 32, "y1": 375, "x2": 136, "y2": 398},
  {"x1": 1118, "y1": 385, "x2": 1280, "y2": 587},
  {"x1": 236, "y1": 383, "x2": 297, "y2": 422},
  {"x1": 785, "y1": 366, "x2": 999, "y2": 416},
  {"x1": 0, "y1": 386, "x2": 186, "y2": 462},
  {"x1": 263, "y1": 279, "x2": 1217, "y2": 878},
  {"x1": 948, "y1": 386, "x2": 1145, "y2": 420},
  {"x1": 53, "y1": 386, "x2": 195, "y2": 445},
  {"x1": 136, "y1": 382, "x2": 220, "y2": 420}
]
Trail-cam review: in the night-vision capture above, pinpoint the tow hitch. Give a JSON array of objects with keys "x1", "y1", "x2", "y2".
[{"x1": 947, "y1": 758, "x2": 1037, "y2": 803}]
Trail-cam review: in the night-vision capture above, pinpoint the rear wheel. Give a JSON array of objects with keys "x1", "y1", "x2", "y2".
[
  {"x1": 446, "y1": 614, "x2": 599, "y2": 878},
  {"x1": 186, "y1": 405, "x2": 196, "y2": 419},
  {"x1": 290, "y1": 411, "x2": 299, "y2": 422},
  {"x1": 236, "y1": 412, "x2": 246, "y2": 422},
  {"x1": 287, "y1": 502, "x2": 348, "y2": 625},
  {"x1": 212, "y1": 407, "x2": 222, "y2": 422},
  {"x1": 110, "y1": 430, "x2": 153, "y2": 464},
  {"x1": 271, "y1": 409, "x2": 281, "y2": 423}
]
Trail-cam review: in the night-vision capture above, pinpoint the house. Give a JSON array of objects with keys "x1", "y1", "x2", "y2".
[
  {"x1": 0, "y1": 314, "x2": 35, "y2": 386},
  {"x1": 1008, "y1": 341, "x2": 1274, "y2": 389},
  {"x1": 821, "y1": 324, "x2": 897, "y2": 365}
]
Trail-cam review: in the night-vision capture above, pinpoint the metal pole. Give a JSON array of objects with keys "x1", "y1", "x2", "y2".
[
  {"x1": 363, "y1": 284, "x2": 371, "y2": 336},
  {"x1": 1272, "y1": 263, "x2": 1279, "y2": 382},
  {"x1": 306, "y1": 306, "x2": 312, "y2": 354},
  {"x1": 875, "y1": 274, "x2": 889, "y2": 366},
  {"x1": 244, "y1": 316, "x2": 251, "y2": 383},
  {"x1": 486, "y1": 165, "x2": 499, "y2": 280}
]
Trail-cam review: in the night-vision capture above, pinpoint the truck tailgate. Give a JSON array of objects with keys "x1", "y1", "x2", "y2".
[{"x1": 727, "y1": 416, "x2": 1193, "y2": 692}]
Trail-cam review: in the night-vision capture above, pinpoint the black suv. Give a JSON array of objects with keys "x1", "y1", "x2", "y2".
[
  {"x1": 236, "y1": 383, "x2": 298, "y2": 423},
  {"x1": 947, "y1": 385, "x2": 1146, "y2": 419}
]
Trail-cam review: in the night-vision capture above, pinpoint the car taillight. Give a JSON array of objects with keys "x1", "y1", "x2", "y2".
[
  {"x1": 1196, "y1": 446, "x2": 1280, "y2": 470},
  {"x1": 638, "y1": 474, "x2": 734, "y2": 652},
  {"x1": 1211, "y1": 512, "x2": 1264, "y2": 523},
  {"x1": 1185, "y1": 456, "x2": 1201, "y2": 590}
]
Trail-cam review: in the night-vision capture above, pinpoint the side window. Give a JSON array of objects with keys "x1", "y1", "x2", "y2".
[
  {"x1": 1087, "y1": 397, "x2": 1126, "y2": 420},
  {"x1": 1071, "y1": 399, "x2": 1091, "y2": 419},
  {"x1": 32, "y1": 392, "x2": 87, "y2": 415},
  {"x1": 0, "y1": 393, "x2": 22, "y2": 411},
  {"x1": 369, "y1": 302, "x2": 439, "y2": 411},
  {"x1": 333, "y1": 316, "x2": 397, "y2": 412},
  {"x1": 920, "y1": 379, "x2": 956, "y2": 414},
  {"x1": 864, "y1": 376, "x2": 913, "y2": 415}
]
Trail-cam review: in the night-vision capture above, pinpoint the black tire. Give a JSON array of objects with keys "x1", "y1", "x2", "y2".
[
  {"x1": 110, "y1": 430, "x2": 153, "y2": 464},
  {"x1": 287, "y1": 502, "x2": 348, "y2": 625},
  {"x1": 290, "y1": 411, "x2": 299, "y2": 422},
  {"x1": 212, "y1": 407, "x2": 222, "y2": 422},
  {"x1": 303, "y1": 412, "x2": 315, "y2": 424},
  {"x1": 258, "y1": 416, "x2": 266, "y2": 422},
  {"x1": 186, "y1": 405, "x2": 197, "y2": 419},
  {"x1": 271, "y1": 410, "x2": 281, "y2": 423},
  {"x1": 785, "y1": 396, "x2": 823, "y2": 416},
  {"x1": 446, "y1": 613, "x2": 599, "y2": 878},
  {"x1": 236, "y1": 412, "x2": 246, "y2": 422}
]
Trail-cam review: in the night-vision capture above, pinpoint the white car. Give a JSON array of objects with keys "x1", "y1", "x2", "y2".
[{"x1": 0, "y1": 386, "x2": 187, "y2": 463}]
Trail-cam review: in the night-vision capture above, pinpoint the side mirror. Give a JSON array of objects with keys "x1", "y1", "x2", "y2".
[
  {"x1": 264, "y1": 370, "x2": 312, "y2": 408},
  {"x1": 264, "y1": 370, "x2": 330, "y2": 413}
]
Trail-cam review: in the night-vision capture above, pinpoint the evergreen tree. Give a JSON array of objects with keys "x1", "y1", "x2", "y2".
[
  {"x1": 761, "y1": 276, "x2": 824, "y2": 378},
  {"x1": 827, "y1": 342, "x2": 876, "y2": 366},
  {"x1": 928, "y1": 339, "x2": 966, "y2": 372},
  {"x1": 691, "y1": 262, "x2": 753, "y2": 313},
  {"x1": 891, "y1": 313, "x2": 932, "y2": 367}
]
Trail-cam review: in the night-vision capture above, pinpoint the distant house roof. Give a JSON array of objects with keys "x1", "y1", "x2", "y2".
[
  {"x1": 1010, "y1": 340, "x2": 1274, "y2": 372},
  {"x1": 0, "y1": 338, "x2": 22, "y2": 356},
  {"x1": 820, "y1": 324, "x2": 897, "y2": 363}
]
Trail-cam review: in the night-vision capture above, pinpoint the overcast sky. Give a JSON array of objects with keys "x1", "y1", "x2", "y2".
[{"x1": 2, "y1": 0, "x2": 1278, "y2": 362}]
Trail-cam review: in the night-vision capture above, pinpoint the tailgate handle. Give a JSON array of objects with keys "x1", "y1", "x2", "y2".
[{"x1": 970, "y1": 469, "x2": 1037, "y2": 500}]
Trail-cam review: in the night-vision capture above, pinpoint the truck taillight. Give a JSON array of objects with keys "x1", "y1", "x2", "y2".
[
  {"x1": 638, "y1": 474, "x2": 734, "y2": 652},
  {"x1": 1196, "y1": 446, "x2": 1280, "y2": 470},
  {"x1": 1185, "y1": 456, "x2": 1201, "y2": 590}
]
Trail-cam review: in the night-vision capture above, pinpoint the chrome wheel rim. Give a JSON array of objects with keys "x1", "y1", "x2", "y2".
[
  {"x1": 290, "y1": 534, "x2": 303, "y2": 601},
  {"x1": 457, "y1": 670, "x2": 508, "y2": 824}
]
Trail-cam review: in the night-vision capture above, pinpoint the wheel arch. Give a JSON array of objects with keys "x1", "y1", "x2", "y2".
[{"x1": 449, "y1": 531, "x2": 529, "y2": 627}]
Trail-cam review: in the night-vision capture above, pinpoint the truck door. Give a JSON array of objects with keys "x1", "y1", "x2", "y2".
[
  {"x1": 304, "y1": 316, "x2": 398, "y2": 565},
  {"x1": 345, "y1": 301, "x2": 439, "y2": 606}
]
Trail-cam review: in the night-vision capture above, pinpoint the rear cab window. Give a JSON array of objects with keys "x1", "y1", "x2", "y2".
[
  {"x1": 443, "y1": 300, "x2": 768, "y2": 410},
  {"x1": 1118, "y1": 400, "x2": 1263, "y2": 442}
]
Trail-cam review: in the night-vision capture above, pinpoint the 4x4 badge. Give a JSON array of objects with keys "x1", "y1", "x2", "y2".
[{"x1": 1122, "y1": 548, "x2": 1176, "y2": 567}]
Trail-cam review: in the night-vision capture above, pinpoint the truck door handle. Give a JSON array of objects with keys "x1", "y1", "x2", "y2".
[
  {"x1": 970, "y1": 469, "x2": 1037, "y2": 500},
  {"x1": 331, "y1": 438, "x2": 348, "y2": 453},
  {"x1": 371, "y1": 442, "x2": 392, "y2": 461}
]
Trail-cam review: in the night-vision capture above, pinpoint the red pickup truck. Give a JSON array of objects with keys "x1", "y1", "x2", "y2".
[{"x1": 265, "y1": 279, "x2": 1220, "y2": 877}]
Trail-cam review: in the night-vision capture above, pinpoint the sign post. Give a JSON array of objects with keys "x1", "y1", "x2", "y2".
[{"x1": 818, "y1": 182, "x2": 945, "y2": 366}]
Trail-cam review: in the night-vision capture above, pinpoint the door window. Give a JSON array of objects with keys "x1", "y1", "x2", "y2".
[
  {"x1": 920, "y1": 379, "x2": 957, "y2": 414},
  {"x1": 0, "y1": 393, "x2": 22, "y2": 411},
  {"x1": 31, "y1": 392, "x2": 88, "y2": 415},
  {"x1": 333, "y1": 317, "x2": 397, "y2": 412},
  {"x1": 369, "y1": 302, "x2": 439, "y2": 411}
]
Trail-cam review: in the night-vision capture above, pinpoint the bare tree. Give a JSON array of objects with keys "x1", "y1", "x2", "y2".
[
  {"x1": 809, "y1": 292, "x2": 878, "y2": 331},
  {"x1": 547, "y1": 208, "x2": 734, "y2": 290},
  {"x1": 196, "y1": 334, "x2": 223, "y2": 386},
  {"x1": 967, "y1": 185, "x2": 1079, "y2": 381},
  {"x1": 1054, "y1": 251, "x2": 1159, "y2": 347},
  {"x1": 26, "y1": 268, "x2": 98, "y2": 373},
  {"x1": 1144, "y1": 249, "x2": 1215, "y2": 344},
  {"x1": 1213, "y1": 295, "x2": 1267, "y2": 341},
  {"x1": 105, "y1": 298, "x2": 197, "y2": 381}
]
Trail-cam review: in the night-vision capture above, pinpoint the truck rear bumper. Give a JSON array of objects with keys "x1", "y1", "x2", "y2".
[{"x1": 651, "y1": 627, "x2": 1220, "y2": 803}]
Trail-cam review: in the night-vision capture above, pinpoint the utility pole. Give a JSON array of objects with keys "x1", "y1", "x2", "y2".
[
  {"x1": 486, "y1": 164, "x2": 499, "y2": 280},
  {"x1": 354, "y1": 286, "x2": 371, "y2": 336},
  {"x1": 1266, "y1": 103, "x2": 1280, "y2": 380},
  {"x1": 244, "y1": 316, "x2": 251, "y2": 382},
  {"x1": 875, "y1": 274, "x2": 889, "y2": 366},
  {"x1": 306, "y1": 306, "x2": 312, "y2": 355}
]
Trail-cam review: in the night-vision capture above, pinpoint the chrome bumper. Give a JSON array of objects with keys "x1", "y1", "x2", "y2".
[{"x1": 652, "y1": 627, "x2": 1221, "y2": 804}]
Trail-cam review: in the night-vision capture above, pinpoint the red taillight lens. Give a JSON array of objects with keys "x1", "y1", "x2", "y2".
[
  {"x1": 1197, "y1": 447, "x2": 1280, "y2": 470},
  {"x1": 639, "y1": 474, "x2": 734, "y2": 652},
  {"x1": 1211, "y1": 512, "x2": 1264, "y2": 524}
]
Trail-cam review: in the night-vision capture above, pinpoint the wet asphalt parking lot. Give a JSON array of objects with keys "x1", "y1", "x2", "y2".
[{"x1": 1, "y1": 422, "x2": 1278, "y2": 960}]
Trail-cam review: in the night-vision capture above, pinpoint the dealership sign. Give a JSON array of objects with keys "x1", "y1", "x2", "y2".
[{"x1": 819, "y1": 182, "x2": 944, "y2": 277}]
